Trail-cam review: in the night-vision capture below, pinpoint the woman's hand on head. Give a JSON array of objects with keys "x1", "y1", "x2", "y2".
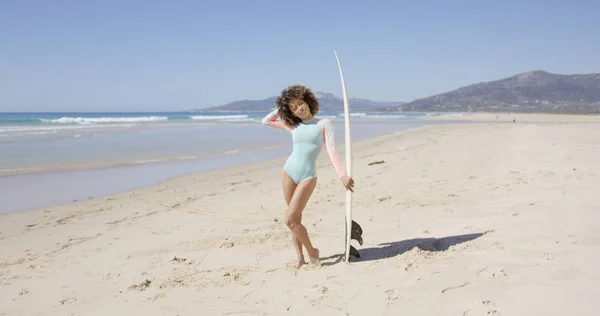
[{"x1": 341, "y1": 176, "x2": 354, "y2": 192}]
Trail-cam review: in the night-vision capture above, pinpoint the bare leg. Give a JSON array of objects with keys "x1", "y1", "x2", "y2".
[
  {"x1": 285, "y1": 176, "x2": 320, "y2": 267},
  {"x1": 282, "y1": 171, "x2": 305, "y2": 268}
]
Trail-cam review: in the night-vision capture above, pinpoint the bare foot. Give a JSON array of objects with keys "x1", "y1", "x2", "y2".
[
  {"x1": 296, "y1": 257, "x2": 306, "y2": 269},
  {"x1": 309, "y1": 248, "x2": 321, "y2": 267}
]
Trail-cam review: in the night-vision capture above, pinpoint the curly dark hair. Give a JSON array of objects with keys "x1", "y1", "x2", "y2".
[{"x1": 274, "y1": 85, "x2": 320, "y2": 127}]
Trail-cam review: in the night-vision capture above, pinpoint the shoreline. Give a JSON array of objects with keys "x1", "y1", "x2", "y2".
[
  {"x1": 0, "y1": 146, "x2": 292, "y2": 215},
  {"x1": 0, "y1": 144, "x2": 290, "y2": 179},
  {"x1": 1, "y1": 120, "x2": 462, "y2": 225},
  {"x1": 3, "y1": 111, "x2": 596, "y2": 215},
  {"x1": 1, "y1": 115, "x2": 598, "y2": 315},
  {"x1": 0, "y1": 119, "x2": 446, "y2": 214}
]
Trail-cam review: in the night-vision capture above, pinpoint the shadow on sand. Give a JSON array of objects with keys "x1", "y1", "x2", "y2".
[{"x1": 321, "y1": 233, "x2": 485, "y2": 266}]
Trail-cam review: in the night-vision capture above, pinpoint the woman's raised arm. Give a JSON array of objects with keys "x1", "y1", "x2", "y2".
[{"x1": 261, "y1": 109, "x2": 292, "y2": 132}]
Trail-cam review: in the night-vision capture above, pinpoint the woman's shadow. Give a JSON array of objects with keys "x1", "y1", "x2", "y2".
[{"x1": 321, "y1": 233, "x2": 485, "y2": 266}]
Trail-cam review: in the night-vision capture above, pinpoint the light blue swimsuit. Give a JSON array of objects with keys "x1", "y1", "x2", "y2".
[{"x1": 261, "y1": 109, "x2": 346, "y2": 184}]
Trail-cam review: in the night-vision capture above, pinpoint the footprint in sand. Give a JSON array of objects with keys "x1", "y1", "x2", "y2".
[
  {"x1": 378, "y1": 196, "x2": 391, "y2": 202},
  {"x1": 475, "y1": 267, "x2": 510, "y2": 280},
  {"x1": 103, "y1": 272, "x2": 121, "y2": 281},
  {"x1": 311, "y1": 284, "x2": 329, "y2": 294},
  {"x1": 542, "y1": 252, "x2": 555, "y2": 261},
  {"x1": 463, "y1": 300, "x2": 501, "y2": 316},
  {"x1": 149, "y1": 292, "x2": 167, "y2": 301},
  {"x1": 16, "y1": 288, "x2": 29, "y2": 298},
  {"x1": 58, "y1": 297, "x2": 77, "y2": 305},
  {"x1": 383, "y1": 289, "x2": 401, "y2": 303},
  {"x1": 128, "y1": 279, "x2": 152, "y2": 291},
  {"x1": 306, "y1": 285, "x2": 330, "y2": 305}
]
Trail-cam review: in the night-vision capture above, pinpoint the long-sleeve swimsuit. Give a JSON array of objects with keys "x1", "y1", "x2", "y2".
[{"x1": 261, "y1": 109, "x2": 347, "y2": 184}]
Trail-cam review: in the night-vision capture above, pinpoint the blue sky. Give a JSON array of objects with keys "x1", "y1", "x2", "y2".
[{"x1": 1, "y1": 0, "x2": 599, "y2": 112}]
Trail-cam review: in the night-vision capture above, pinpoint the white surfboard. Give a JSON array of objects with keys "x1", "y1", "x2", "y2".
[{"x1": 333, "y1": 50, "x2": 363, "y2": 262}]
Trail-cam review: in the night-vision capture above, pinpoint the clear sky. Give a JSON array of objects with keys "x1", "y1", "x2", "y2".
[{"x1": 1, "y1": 0, "x2": 599, "y2": 112}]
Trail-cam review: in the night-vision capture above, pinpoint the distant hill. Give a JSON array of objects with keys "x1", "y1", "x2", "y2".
[
  {"x1": 389, "y1": 70, "x2": 600, "y2": 114},
  {"x1": 193, "y1": 92, "x2": 403, "y2": 113}
]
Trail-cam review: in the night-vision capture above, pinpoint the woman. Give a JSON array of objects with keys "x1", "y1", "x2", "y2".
[{"x1": 261, "y1": 85, "x2": 355, "y2": 268}]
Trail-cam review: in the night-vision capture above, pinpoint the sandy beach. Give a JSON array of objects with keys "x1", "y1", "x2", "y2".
[{"x1": 1, "y1": 114, "x2": 599, "y2": 315}]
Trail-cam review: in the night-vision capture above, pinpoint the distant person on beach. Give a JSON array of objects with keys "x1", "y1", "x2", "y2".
[{"x1": 261, "y1": 85, "x2": 354, "y2": 269}]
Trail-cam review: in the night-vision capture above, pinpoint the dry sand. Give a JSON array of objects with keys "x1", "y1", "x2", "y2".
[
  {"x1": 1, "y1": 115, "x2": 599, "y2": 315},
  {"x1": 425, "y1": 111, "x2": 600, "y2": 123}
]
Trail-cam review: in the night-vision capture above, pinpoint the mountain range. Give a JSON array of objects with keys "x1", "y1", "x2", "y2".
[
  {"x1": 193, "y1": 92, "x2": 402, "y2": 113},
  {"x1": 390, "y1": 70, "x2": 600, "y2": 114},
  {"x1": 195, "y1": 70, "x2": 600, "y2": 114}
]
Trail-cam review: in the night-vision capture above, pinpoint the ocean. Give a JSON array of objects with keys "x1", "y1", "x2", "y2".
[{"x1": 0, "y1": 111, "x2": 460, "y2": 213}]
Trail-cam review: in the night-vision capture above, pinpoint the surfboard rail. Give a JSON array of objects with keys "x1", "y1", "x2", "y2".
[{"x1": 333, "y1": 50, "x2": 363, "y2": 262}]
